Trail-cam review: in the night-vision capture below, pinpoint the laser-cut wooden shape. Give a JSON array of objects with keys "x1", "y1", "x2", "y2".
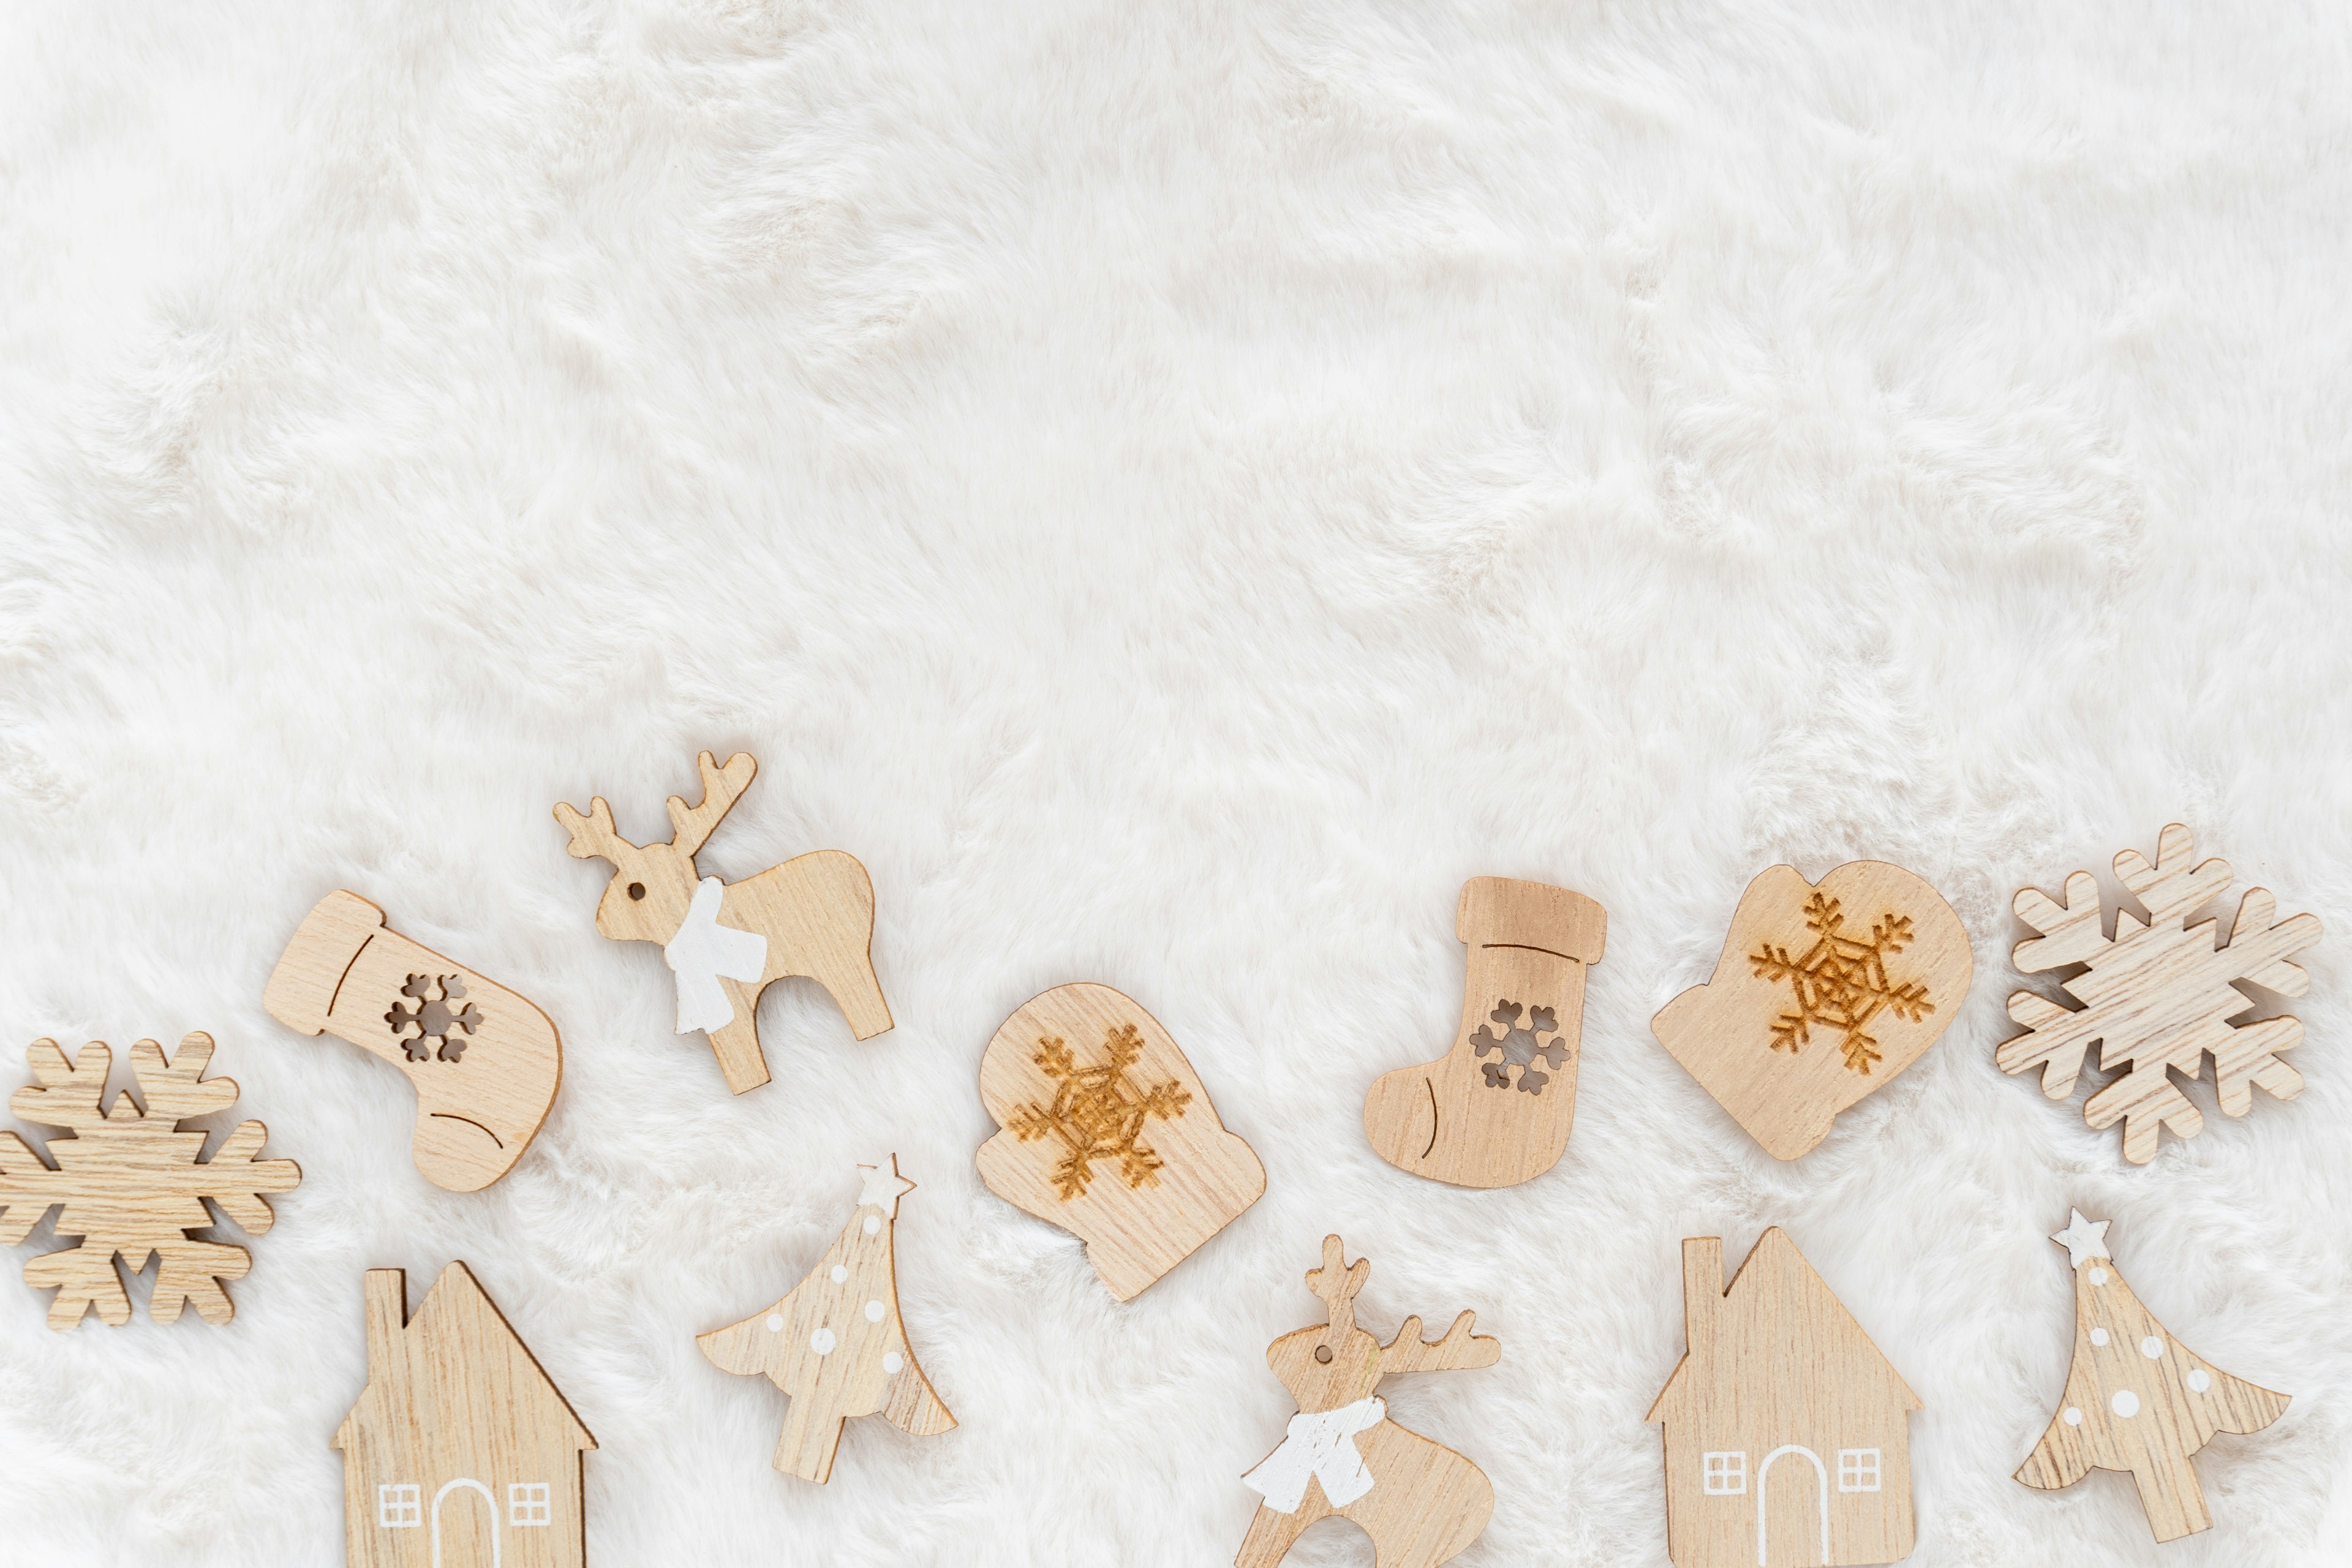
[
  {"x1": 976, "y1": 983, "x2": 1265, "y2": 1301},
  {"x1": 698, "y1": 1155, "x2": 956, "y2": 1484},
  {"x1": 2016, "y1": 1210, "x2": 2288, "y2": 1542},
  {"x1": 265, "y1": 891, "x2": 561, "y2": 1193},
  {"x1": 0, "y1": 1033, "x2": 301, "y2": 1329},
  {"x1": 1651, "y1": 861, "x2": 1970, "y2": 1160},
  {"x1": 1646, "y1": 1229, "x2": 1920, "y2": 1568},
  {"x1": 336, "y1": 1262, "x2": 596, "y2": 1568},
  {"x1": 1363, "y1": 878, "x2": 1607, "y2": 1188},
  {"x1": 1235, "y1": 1235, "x2": 1501, "y2": 1568},
  {"x1": 554, "y1": 750, "x2": 891, "y2": 1096},
  {"x1": 1997, "y1": 825, "x2": 2323, "y2": 1164}
]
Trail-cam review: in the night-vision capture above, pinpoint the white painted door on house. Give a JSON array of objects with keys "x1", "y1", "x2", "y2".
[
  {"x1": 1757, "y1": 1444, "x2": 1828, "y2": 1566},
  {"x1": 431, "y1": 1478, "x2": 500, "y2": 1568}
]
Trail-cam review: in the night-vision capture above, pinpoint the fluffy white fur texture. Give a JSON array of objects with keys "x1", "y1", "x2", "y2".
[{"x1": 2, "y1": 1, "x2": 2348, "y2": 1564}]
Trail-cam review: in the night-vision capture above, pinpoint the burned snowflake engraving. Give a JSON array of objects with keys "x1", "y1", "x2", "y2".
[
  {"x1": 1006, "y1": 1022, "x2": 1191, "y2": 1199},
  {"x1": 1471, "y1": 1001, "x2": 1569, "y2": 1094},
  {"x1": 1749, "y1": 891, "x2": 1934, "y2": 1074},
  {"x1": 386, "y1": 974, "x2": 482, "y2": 1063}
]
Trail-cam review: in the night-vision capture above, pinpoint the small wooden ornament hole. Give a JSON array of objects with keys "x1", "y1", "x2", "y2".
[
  {"x1": 627, "y1": 882, "x2": 646, "y2": 900},
  {"x1": 1314, "y1": 1344, "x2": 1333, "y2": 1364}
]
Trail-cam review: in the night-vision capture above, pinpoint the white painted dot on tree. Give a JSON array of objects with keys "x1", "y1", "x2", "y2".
[
  {"x1": 2141, "y1": 1336, "x2": 2163, "y2": 1359},
  {"x1": 2111, "y1": 1390, "x2": 2139, "y2": 1418},
  {"x1": 865, "y1": 1300, "x2": 885, "y2": 1322},
  {"x1": 831, "y1": 1265, "x2": 848, "y2": 1283},
  {"x1": 2089, "y1": 1267, "x2": 2109, "y2": 1286},
  {"x1": 765, "y1": 1314, "x2": 782, "y2": 1332},
  {"x1": 2090, "y1": 1328, "x2": 2109, "y2": 1346},
  {"x1": 810, "y1": 1327, "x2": 837, "y2": 1356},
  {"x1": 883, "y1": 1351, "x2": 903, "y2": 1375},
  {"x1": 2188, "y1": 1370, "x2": 2212, "y2": 1393},
  {"x1": 863, "y1": 1215, "x2": 881, "y2": 1235},
  {"x1": 2063, "y1": 1407, "x2": 2083, "y2": 1426}
]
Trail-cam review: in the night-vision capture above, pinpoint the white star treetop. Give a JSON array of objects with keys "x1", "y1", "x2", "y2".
[
  {"x1": 856, "y1": 1155, "x2": 916, "y2": 1218},
  {"x1": 2051, "y1": 1209, "x2": 2112, "y2": 1270}
]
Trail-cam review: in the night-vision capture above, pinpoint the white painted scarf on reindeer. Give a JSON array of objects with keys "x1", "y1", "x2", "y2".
[
  {"x1": 1241, "y1": 1395, "x2": 1385, "y2": 1513},
  {"x1": 663, "y1": 876, "x2": 767, "y2": 1034}
]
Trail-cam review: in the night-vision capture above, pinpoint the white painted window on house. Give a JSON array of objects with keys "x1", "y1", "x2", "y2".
[
  {"x1": 377, "y1": 1483, "x2": 421, "y2": 1527},
  {"x1": 1702, "y1": 1451, "x2": 1746, "y2": 1495},
  {"x1": 1838, "y1": 1449, "x2": 1882, "y2": 1493},
  {"x1": 510, "y1": 1482, "x2": 552, "y2": 1526}
]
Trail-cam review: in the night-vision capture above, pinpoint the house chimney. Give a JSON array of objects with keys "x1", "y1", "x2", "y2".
[
  {"x1": 364, "y1": 1269, "x2": 409, "y2": 1370},
  {"x1": 1682, "y1": 1238, "x2": 1722, "y2": 1371}
]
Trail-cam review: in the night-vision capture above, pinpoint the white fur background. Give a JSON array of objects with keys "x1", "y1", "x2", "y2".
[{"x1": 2, "y1": 1, "x2": 2349, "y2": 1563}]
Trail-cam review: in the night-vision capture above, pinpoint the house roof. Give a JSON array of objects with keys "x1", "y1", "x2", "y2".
[{"x1": 334, "y1": 1261, "x2": 595, "y2": 1455}]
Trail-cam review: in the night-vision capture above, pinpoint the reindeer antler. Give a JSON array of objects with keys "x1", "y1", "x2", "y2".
[
  {"x1": 552, "y1": 796, "x2": 631, "y2": 865},
  {"x1": 666, "y1": 752, "x2": 758, "y2": 858},
  {"x1": 1305, "y1": 1234, "x2": 1370, "y2": 1336},
  {"x1": 1378, "y1": 1310, "x2": 1501, "y2": 1375}
]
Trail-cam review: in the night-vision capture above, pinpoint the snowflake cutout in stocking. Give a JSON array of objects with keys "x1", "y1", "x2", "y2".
[
  {"x1": 1471, "y1": 1001, "x2": 1570, "y2": 1094},
  {"x1": 386, "y1": 974, "x2": 482, "y2": 1063}
]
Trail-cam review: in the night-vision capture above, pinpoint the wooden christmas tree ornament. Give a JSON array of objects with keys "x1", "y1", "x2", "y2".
[
  {"x1": 2016, "y1": 1210, "x2": 2288, "y2": 1542},
  {"x1": 976, "y1": 982, "x2": 1265, "y2": 1301},
  {"x1": 265, "y1": 891, "x2": 561, "y2": 1193},
  {"x1": 554, "y1": 750, "x2": 891, "y2": 1096},
  {"x1": 698, "y1": 1155, "x2": 956, "y2": 1484},
  {"x1": 1651, "y1": 861, "x2": 1970, "y2": 1159},
  {"x1": 1235, "y1": 1235, "x2": 1501, "y2": 1568},
  {"x1": 1646, "y1": 1228, "x2": 1920, "y2": 1568},
  {"x1": 336, "y1": 1261, "x2": 597, "y2": 1567},
  {"x1": 1997, "y1": 825, "x2": 2323, "y2": 1164},
  {"x1": 1363, "y1": 877, "x2": 1607, "y2": 1188},
  {"x1": 0, "y1": 1033, "x2": 301, "y2": 1329}
]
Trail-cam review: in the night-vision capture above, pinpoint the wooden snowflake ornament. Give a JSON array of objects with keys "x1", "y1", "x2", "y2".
[
  {"x1": 1235, "y1": 1236, "x2": 1501, "y2": 1568},
  {"x1": 555, "y1": 750, "x2": 892, "y2": 1096},
  {"x1": 1997, "y1": 826, "x2": 2323, "y2": 1163},
  {"x1": 0, "y1": 1033, "x2": 301, "y2": 1329},
  {"x1": 698, "y1": 1155, "x2": 956, "y2": 1484},
  {"x1": 2017, "y1": 1211, "x2": 2288, "y2": 1542},
  {"x1": 976, "y1": 983, "x2": 1265, "y2": 1300},
  {"x1": 1651, "y1": 861, "x2": 1971, "y2": 1159}
]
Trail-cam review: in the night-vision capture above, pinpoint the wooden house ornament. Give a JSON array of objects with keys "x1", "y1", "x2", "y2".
[
  {"x1": 336, "y1": 1262, "x2": 595, "y2": 1568},
  {"x1": 1236, "y1": 1235, "x2": 1501, "y2": 1568},
  {"x1": 976, "y1": 983, "x2": 1265, "y2": 1300},
  {"x1": 1363, "y1": 877, "x2": 1607, "y2": 1188},
  {"x1": 265, "y1": 891, "x2": 562, "y2": 1192},
  {"x1": 1651, "y1": 861, "x2": 1970, "y2": 1159},
  {"x1": 1646, "y1": 1229, "x2": 1920, "y2": 1568},
  {"x1": 555, "y1": 751, "x2": 891, "y2": 1096}
]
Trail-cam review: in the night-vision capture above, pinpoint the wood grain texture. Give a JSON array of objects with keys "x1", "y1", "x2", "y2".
[
  {"x1": 1234, "y1": 1235, "x2": 1500, "y2": 1568},
  {"x1": 0, "y1": 1033, "x2": 300, "y2": 1329},
  {"x1": 1651, "y1": 861, "x2": 1971, "y2": 1160},
  {"x1": 2015, "y1": 1210, "x2": 2288, "y2": 1542},
  {"x1": 1997, "y1": 824, "x2": 2323, "y2": 1164},
  {"x1": 976, "y1": 982, "x2": 1265, "y2": 1300},
  {"x1": 1363, "y1": 878, "x2": 1607, "y2": 1188},
  {"x1": 698, "y1": 1155, "x2": 956, "y2": 1485},
  {"x1": 554, "y1": 750, "x2": 892, "y2": 1096},
  {"x1": 264, "y1": 890, "x2": 560, "y2": 1193},
  {"x1": 1646, "y1": 1230, "x2": 1920, "y2": 1568},
  {"x1": 336, "y1": 1262, "x2": 596, "y2": 1568}
]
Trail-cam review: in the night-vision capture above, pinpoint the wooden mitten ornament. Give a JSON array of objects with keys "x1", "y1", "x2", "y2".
[
  {"x1": 2016, "y1": 1210, "x2": 2288, "y2": 1542},
  {"x1": 265, "y1": 891, "x2": 560, "y2": 1193},
  {"x1": 554, "y1": 750, "x2": 891, "y2": 1096},
  {"x1": 336, "y1": 1262, "x2": 596, "y2": 1567},
  {"x1": 0, "y1": 1033, "x2": 300, "y2": 1329},
  {"x1": 698, "y1": 1155, "x2": 956, "y2": 1484},
  {"x1": 976, "y1": 983, "x2": 1265, "y2": 1301},
  {"x1": 1651, "y1": 861, "x2": 1970, "y2": 1159},
  {"x1": 1997, "y1": 826, "x2": 2323, "y2": 1164},
  {"x1": 1363, "y1": 878, "x2": 1606, "y2": 1188},
  {"x1": 1646, "y1": 1229, "x2": 1921, "y2": 1568},
  {"x1": 1235, "y1": 1235, "x2": 1501, "y2": 1568}
]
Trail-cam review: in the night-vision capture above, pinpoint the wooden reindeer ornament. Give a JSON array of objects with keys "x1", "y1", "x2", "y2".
[
  {"x1": 1235, "y1": 1235, "x2": 1501, "y2": 1568},
  {"x1": 554, "y1": 751, "x2": 891, "y2": 1095},
  {"x1": 698, "y1": 1155, "x2": 956, "y2": 1484},
  {"x1": 265, "y1": 891, "x2": 561, "y2": 1192}
]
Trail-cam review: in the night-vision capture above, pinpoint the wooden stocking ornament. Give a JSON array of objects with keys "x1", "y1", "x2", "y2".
[
  {"x1": 336, "y1": 1262, "x2": 597, "y2": 1567},
  {"x1": 976, "y1": 983, "x2": 1265, "y2": 1301},
  {"x1": 554, "y1": 750, "x2": 891, "y2": 1096},
  {"x1": 698, "y1": 1155, "x2": 956, "y2": 1484},
  {"x1": 2016, "y1": 1210, "x2": 2288, "y2": 1542},
  {"x1": 1651, "y1": 861, "x2": 1971, "y2": 1159},
  {"x1": 0, "y1": 1033, "x2": 301, "y2": 1329},
  {"x1": 265, "y1": 891, "x2": 561, "y2": 1192},
  {"x1": 1997, "y1": 825, "x2": 2323, "y2": 1164},
  {"x1": 1646, "y1": 1229, "x2": 1921, "y2": 1568},
  {"x1": 1235, "y1": 1235, "x2": 1501, "y2": 1568},
  {"x1": 1363, "y1": 878, "x2": 1607, "y2": 1188}
]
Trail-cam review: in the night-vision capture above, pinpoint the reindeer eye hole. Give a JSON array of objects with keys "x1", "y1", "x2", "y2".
[
  {"x1": 627, "y1": 882, "x2": 646, "y2": 900},
  {"x1": 1314, "y1": 1345, "x2": 1333, "y2": 1364}
]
